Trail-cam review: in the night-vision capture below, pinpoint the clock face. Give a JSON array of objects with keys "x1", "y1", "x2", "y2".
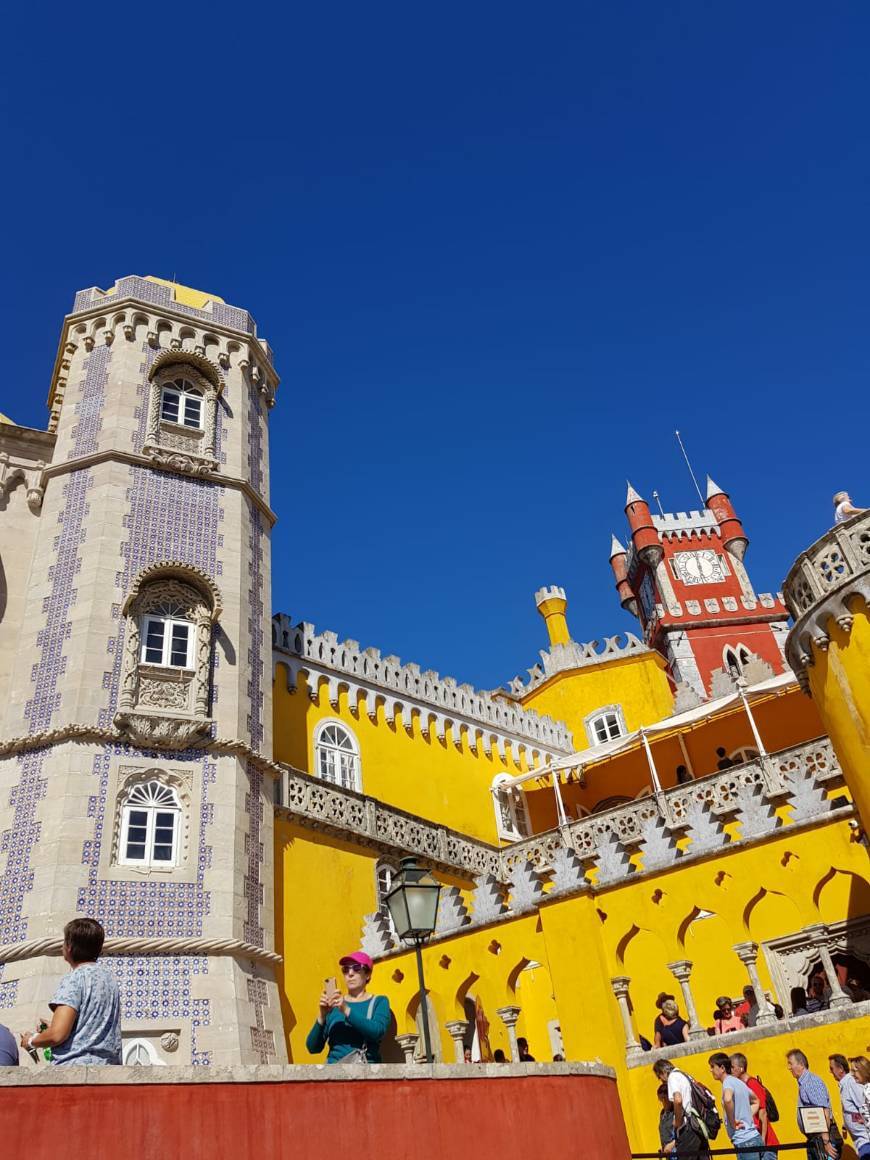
[{"x1": 672, "y1": 550, "x2": 726, "y2": 586}]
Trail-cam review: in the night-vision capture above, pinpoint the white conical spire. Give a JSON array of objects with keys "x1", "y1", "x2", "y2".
[
  {"x1": 706, "y1": 475, "x2": 725, "y2": 500},
  {"x1": 609, "y1": 533, "x2": 626, "y2": 559},
  {"x1": 625, "y1": 480, "x2": 644, "y2": 504}
]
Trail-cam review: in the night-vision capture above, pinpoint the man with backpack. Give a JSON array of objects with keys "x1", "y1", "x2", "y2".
[
  {"x1": 652, "y1": 1058, "x2": 714, "y2": 1156},
  {"x1": 709, "y1": 1052, "x2": 766, "y2": 1159},
  {"x1": 731, "y1": 1051, "x2": 780, "y2": 1160}
]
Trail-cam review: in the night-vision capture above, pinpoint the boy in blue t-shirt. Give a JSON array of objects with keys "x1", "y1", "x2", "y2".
[{"x1": 709, "y1": 1052, "x2": 766, "y2": 1159}]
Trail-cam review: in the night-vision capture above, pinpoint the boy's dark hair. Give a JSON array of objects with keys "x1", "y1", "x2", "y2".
[
  {"x1": 709, "y1": 1052, "x2": 732, "y2": 1072},
  {"x1": 657, "y1": 1082, "x2": 670, "y2": 1099},
  {"x1": 64, "y1": 917, "x2": 105, "y2": 963},
  {"x1": 829, "y1": 1053, "x2": 849, "y2": 1073}
]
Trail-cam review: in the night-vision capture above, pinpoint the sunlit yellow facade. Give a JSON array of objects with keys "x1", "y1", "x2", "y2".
[{"x1": 273, "y1": 518, "x2": 870, "y2": 1154}]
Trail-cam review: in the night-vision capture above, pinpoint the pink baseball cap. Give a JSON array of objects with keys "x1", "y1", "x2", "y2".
[{"x1": 339, "y1": 951, "x2": 374, "y2": 970}]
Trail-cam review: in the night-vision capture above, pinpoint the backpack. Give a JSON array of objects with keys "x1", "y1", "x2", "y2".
[
  {"x1": 756, "y1": 1076, "x2": 780, "y2": 1123},
  {"x1": 675, "y1": 1070, "x2": 722, "y2": 1141}
]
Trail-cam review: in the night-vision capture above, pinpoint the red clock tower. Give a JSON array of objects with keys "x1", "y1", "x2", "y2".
[{"x1": 609, "y1": 478, "x2": 789, "y2": 697}]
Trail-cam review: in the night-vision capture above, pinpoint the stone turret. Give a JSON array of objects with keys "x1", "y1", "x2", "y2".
[
  {"x1": 625, "y1": 483, "x2": 662, "y2": 565},
  {"x1": 609, "y1": 534, "x2": 637, "y2": 616},
  {"x1": 534, "y1": 585, "x2": 571, "y2": 646},
  {"x1": 706, "y1": 476, "x2": 748, "y2": 561}
]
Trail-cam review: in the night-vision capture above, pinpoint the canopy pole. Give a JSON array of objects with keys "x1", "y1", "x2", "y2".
[
  {"x1": 549, "y1": 763, "x2": 570, "y2": 826},
  {"x1": 677, "y1": 733, "x2": 696, "y2": 778},
  {"x1": 639, "y1": 728, "x2": 664, "y2": 795},
  {"x1": 736, "y1": 678, "x2": 768, "y2": 758}
]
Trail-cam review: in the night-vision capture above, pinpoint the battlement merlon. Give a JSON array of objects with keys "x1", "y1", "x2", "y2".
[
  {"x1": 48, "y1": 275, "x2": 279, "y2": 421},
  {"x1": 504, "y1": 631, "x2": 652, "y2": 697},
  {"x1": 271, "y1": 614, "x2": 574, "y2": 757}
]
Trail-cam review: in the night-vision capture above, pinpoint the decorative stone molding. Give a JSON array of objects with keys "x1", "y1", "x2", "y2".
[
  {"x1": 110, "y1": 765, "x2": 194, "y2": 870},
  {"x1": 505, "y1": 633, "x2": 650, "y2": 696},
  {"x1": 160, "y1": 1032, "x2": 180, "y2": 1053},
  {"x1": 803, "y1": 924, "x2": 853, "y2": 1009},
  {"x1": 0, "y1": 451, "x2": 46, "y2": 513},
  {"x1": 273, "y1": 615, "x2": 571, "y2": 761},
  {"x1": 116, "y1": 569, "x2": 217, "y2": 744},
  {"x1": 763, "y1": 917, "x2": 870, "y2": 1007},
  {"x1": 0, "y1": 935, "x2": 281, "y2": 966},
  {"x1": 113, "y1": 711, "x2": 213, "y2": 751},
  {"x1": 784, "y1": 511, "x2": 870, "y2": 685},
  {"x1": 143, "y1": 361, "x2": 220, "y2": 475},
  {"x1": 360, "y1": 911, "x2": 397, "y2": 957}
]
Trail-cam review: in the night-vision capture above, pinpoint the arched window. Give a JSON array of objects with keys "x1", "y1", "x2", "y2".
[
  {"x1": 314, "y1": 721, "x2": 361, "y2": 791},
  {"x1": 375, "y1": 860, "x2": 398, "y2": 935},
  {"x1": 492, "y1": 775, "x2": 531, "y2": 841},
  {"x1": 723, "y1": 644, "x2": 753, "y2": 679},
  {"x1": 119, "y1": 780, "x2": 182, "y2": 867},
  {"x1": 123, "y1": 1038, "x2": 166, "y2": 1066},
  {"x1": 160, "y1": 378, "x2": 203, "y2": 429},
  {"x1": 117, "y1": 565, "x2": 221, "y2": 748},
  {"x1": 585, "y1": 705, "x2": 627, "y2": 746},
  {"x1": 140, "y1": 596, "x2": 194, "y2": 669}
]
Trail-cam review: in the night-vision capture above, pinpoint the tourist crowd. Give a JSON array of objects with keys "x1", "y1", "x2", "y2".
[{"x1": 653, "y1": 1049, "x2": 870, "y2": 1159}]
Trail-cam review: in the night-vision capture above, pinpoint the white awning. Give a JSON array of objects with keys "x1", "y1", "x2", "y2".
[{"x1": 497, "y1": 671, "x2": 798, "y2": 791}]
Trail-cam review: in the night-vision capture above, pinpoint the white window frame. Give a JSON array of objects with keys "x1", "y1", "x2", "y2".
[
  {"x1": 123, "y1": 1038, "x2": 166, "y2": 1066},
  {"x1": 584, "y1": 704, "x2": 627, "y2": 747},
  {"x1": 492, "y1": 775, "x2": 531, "y2": 841},
  {"x1": 119, "y1": 780, "x2": 182, "y2": 868},
  {"x1": 160, "y1": 379, "x2": 204, "y2": 430},
  {"x1": 139, "y1": 614, "x2": 194, "y2": 669},
  {"x1": 376, "y1": 860, "x2": 398, "y2": 934},
  {"x1": 313, "y1": 719, "x2": 362, "y2": 792}
]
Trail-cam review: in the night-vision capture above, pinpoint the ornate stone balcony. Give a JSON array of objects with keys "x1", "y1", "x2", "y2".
[
  {"x1": 783, "y1": 510, "x2": 870, "y2": 685},
  {"x1": 276, "y1": 736, "x2": 847, "y2": 957}
]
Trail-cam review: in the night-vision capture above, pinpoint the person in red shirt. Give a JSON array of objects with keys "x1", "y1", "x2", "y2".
[{"x1": 730, "y1": 1051, "x2": 778, "y2": 1160}]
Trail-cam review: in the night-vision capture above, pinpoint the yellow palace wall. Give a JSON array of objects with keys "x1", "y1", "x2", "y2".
[
  {"x1": 806, "y1": 605, "x2": 870, "y2": 826},
  {"x1": 517, "y1": 651, "x2": 674, "y2": 754},
  {"x1": 274, "y1": 662, "x2": 531, "y2": 844},
  {"x1": 349, "y1": 812, "x2": 870, "y2": 1153}
]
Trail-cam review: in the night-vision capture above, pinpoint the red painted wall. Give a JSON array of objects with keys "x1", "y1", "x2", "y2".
[{"x1": 1, "y1": 1072, "x2": 632, "y2": 1160}]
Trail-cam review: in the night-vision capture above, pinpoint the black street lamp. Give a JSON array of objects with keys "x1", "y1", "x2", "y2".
[{"x1": 385, "y1": 856, "x2": 442, "y2": 1063}]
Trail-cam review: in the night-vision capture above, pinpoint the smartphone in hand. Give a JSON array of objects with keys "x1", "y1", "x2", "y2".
[{"x1": 324, "y1": 976, "x2": 339, "y2": 1001}]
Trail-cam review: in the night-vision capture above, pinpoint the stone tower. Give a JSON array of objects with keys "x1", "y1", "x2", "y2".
[
  {"x1": 609, "y1": 478, "x2": 789, "y2": 697},
  {"x1": 0, "y1": 276, "x2": 285, "y2": 1065}
]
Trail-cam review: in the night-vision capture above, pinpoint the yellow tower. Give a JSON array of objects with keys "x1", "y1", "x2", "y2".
[{"x1": 784, "y1": 509, "x2": 870, "y2": 823}]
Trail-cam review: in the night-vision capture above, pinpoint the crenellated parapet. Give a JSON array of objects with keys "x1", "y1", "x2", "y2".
[
  {"x1": 272, "y1": 614, "x2": 573, "y2": 762},
  {"x1": 504, "y1": 632, "x2": 650, "y2": 696},
  {"x1": 48, "y1": 275, "x2": 279, "y2": 433},
  {"x1": 783, "y1": 510, "x2": 870, "y2": 686}
]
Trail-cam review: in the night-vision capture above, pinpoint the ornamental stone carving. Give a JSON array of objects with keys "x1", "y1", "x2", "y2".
[
  {"x1": 143, "y1": 358, "x2": 221, "y2": 475},
  {"x1": 115, "y1": 564, "x2": 220, "y2": 746},
  {"x1": 160, "y1": 1032, "x2": 180, "y2": 1052}
]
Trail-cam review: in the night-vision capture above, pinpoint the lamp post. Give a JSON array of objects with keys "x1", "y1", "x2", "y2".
[{"x1": 385, "y1": 856, "x2": 442, "y2": 1063}]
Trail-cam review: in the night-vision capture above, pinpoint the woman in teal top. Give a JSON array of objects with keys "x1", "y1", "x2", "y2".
[{"x1": 306, "y1": 950, "x2": 391, "y2": 1063}]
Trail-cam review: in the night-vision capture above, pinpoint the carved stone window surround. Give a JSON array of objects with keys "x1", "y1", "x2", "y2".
[
  {"x1": 143, "y1": 360, "x2": 221, "y2": 473},
  {"x1": 116, "y1": 565, "x2": 221, "y2": 751},
  {"x1": 101, "y1": 762, "x2": 199, "y2": 885}
]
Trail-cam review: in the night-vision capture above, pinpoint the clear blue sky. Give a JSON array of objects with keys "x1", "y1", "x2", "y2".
[{"x1": 2, "y1": 3, "x2": 868, "y2": 691}]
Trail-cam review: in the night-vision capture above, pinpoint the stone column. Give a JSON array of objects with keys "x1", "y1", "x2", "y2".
[
  {"x1": 396, "y1": 1033, "x2": 420, "y2": 1063},
  {"x1": 496, "y1": 1005, "x2": 522, "y2": 1062},
  {"x1": 732, "y1": 941, "x2": 776, "y2": 1026},
  {"x1": 805, "y1": 924, "x2": 852, "y2": 1009},
  {"x1": 445, "y1": 1019, "x2": 471, "y2": 1063},
  {"x1": 610, "y1": 976, "x2": 641, "y2": 1053},
  {"x1": 667, "y1": 959, "x2": 706, "y2": 1039}
]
